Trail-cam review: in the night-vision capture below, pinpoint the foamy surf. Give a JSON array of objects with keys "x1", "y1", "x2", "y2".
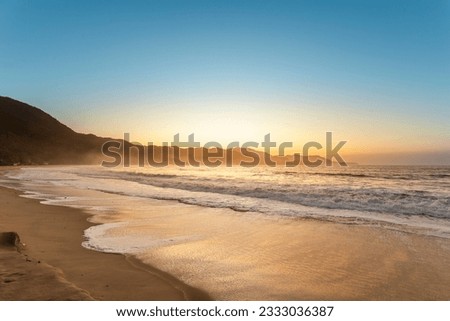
[{"x1": 2, "y1": 165, "x2": 450, "y2": 239}]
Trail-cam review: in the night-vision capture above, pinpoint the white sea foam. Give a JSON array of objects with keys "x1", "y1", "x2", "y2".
[{"x1": 82, "y1": 222, "x2": 198, "y2": 254}]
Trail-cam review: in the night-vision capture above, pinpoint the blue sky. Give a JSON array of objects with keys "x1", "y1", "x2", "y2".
[{"x1": 1, "y1": 0, "x2": 449, "y2": 164}]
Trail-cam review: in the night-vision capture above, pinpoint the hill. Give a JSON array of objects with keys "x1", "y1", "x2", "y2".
[{"x1": 0, "y1": 96, "x2": 109, "y2": 165}]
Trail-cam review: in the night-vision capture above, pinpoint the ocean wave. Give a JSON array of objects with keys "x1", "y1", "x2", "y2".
[
  {"x1": 73, "y1": 168, "x2": 450, "y2": 220},
  {"x1": 3, "y1": 166, "x2": 450, "y2": 238}
]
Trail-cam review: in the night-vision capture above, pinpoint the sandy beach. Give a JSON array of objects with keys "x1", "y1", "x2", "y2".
[{"x1": 0, "y1": 185, "x2": 209, "y2": 300}]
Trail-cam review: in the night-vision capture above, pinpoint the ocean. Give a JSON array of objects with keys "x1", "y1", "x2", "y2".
[{"x1": 1, "y1": 165, "x2": 450, "y2": 299}]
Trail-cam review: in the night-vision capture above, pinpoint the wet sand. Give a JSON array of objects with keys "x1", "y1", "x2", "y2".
[
  {"x1": 118, "y1": 201, "x2": 450, "y2": 300},
  {"x1": 0, "y1": 186, "x2": 209, "y2": 300}
]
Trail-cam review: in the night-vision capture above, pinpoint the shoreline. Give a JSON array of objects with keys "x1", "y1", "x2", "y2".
[
  {"x1": 2, "y1": 166, "x2": 450, "y2": 300},
  {"x1": 0, "y1": 185, "x2": 210, "y2": 300}
]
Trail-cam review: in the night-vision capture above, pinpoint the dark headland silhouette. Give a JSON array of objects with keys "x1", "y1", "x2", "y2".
[
  {"x1": 0, "y1": 96, "x2": 331, "y2": 166},
  {"x1": 0, "y1": 96, "x2": 111, "y2": 165}
]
